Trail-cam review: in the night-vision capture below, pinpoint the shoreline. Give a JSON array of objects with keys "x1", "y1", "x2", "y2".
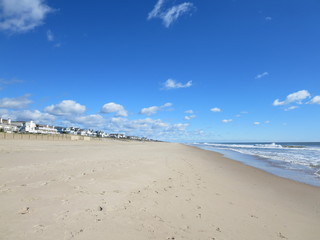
[
  {"x1": 186, "y1": 143, "x2": 320, "y2": 189},
  {"x1": 1, "y1": 140, "x2": 319, "y2": 239},
  {"x1": 190, "y1": 142, "x2": 320, "y2": 187}
]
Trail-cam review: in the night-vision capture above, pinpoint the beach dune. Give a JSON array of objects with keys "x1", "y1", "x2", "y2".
[{"x1": 0, "y1": 139, "x2": 319, "y2": 240}]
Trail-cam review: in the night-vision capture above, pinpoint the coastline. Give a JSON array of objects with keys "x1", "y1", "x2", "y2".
[
  {"x1": 191, "y1": 142, "x2": 320, "y2": 187},
  {"x1": 186, "y1": 143, "x2": 319, "y2": 187},
  {"x1": 1, "y1": 139, "x2": 319, "y2": 240}
]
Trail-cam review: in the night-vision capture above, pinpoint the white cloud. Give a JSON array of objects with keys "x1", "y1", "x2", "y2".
[
  {"x1": 2, "y1": 108, "x2": 106, "y2": 128},
  {"x1": 162, "y1": 102, "x2": 172, "y2": 107},
  {"x1": 140, "y1": 102, "x2": 172, "y2": 116},
  {"x1": 235, "y1": 111, "x2": 248, "y2": 118},
  {"x1": 272, "y1": 99, "x2": 282, "y2": 106},
  {"x1": 101, "y1": 102, "x2": 128, "y2": 117},
  {"x1": 265, "y1": 120, "x2": 271, "y2": 124},
  {"x1": 72, "y1": 114, "x2": 106, "y2": 129},
  {"x1": 273, "y1": 90, "x2": 311, "y2": 106},
  {"x1": 0, "y1": 95, "x2": 32, "y2": 109},
  {"x1": 0, "y1": 0, "x2": 53, "y2": 33},
  {"x1": 44, "y1": 100, "x2": 86, "y2": 116},
  {"x1": 164, "y1": 79, "x2": 192, "y2": 89},
  {"x1": 184, "y1": 115, "x2": 196, "y2": 120},
  {"x1": 210, "y1": 107, "x2": 221, "y2": 112},
  {"x1": 265, "y1": 17, "x2": 272, "y2": 21},
  {"x1": 185, "y1": 109, "x2": 193, "y2": 114},
  {"x1": 107, "y1": 117, "x2": 165, "y2": 133},
  {"x1": 309, "y1": 96, "x2": 320, "y2": 104},
  {"x1": 0, "y1": 108, "x2": 8, "y2": 116},
  {"x1": 222, "y1": 119, "x2": 232, "y2": 123},
  {"x1": 103, "y1": 117, "x2": 189, "y2": 139},
  {"x1": 0, "y1": 78, "x2": 24, "y2": 89},
  {"x1": 173, "y1": 123, "x2": 189, "y2": 131},
  {"x1": 140, "y1": 106, "x2": 159, "y2": 116},
  {"x1": 284, "y1": 106, "x2": 299, "y2": 111},
  {"x1": 240, "y1": 111, "x2": 249, "y2": 114},
  {"x1": 162, "y1": 3, "x2": 194, "y2": 28},
  {"x1": 3, "y1": 109, "x2": 55, "y2": 124},
  {"x1": 255, "y1": 72, "x2": 269, "y2": 79},
  {"x1": 46, "y1": 29, "x2": 53, "y2": 41},
  {"x1": 253, "y1": 122, "x2": 261, "y2": 125},
  {"x1": 148, "y1": 0, "x2": 195, "y2": 28}
]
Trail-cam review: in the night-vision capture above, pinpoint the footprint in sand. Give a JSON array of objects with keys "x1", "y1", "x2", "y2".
[
  {"x1": 68, "y1": 229, "x2": 84, "y2": 239},
  {"x1": 33, "y1": 224, "x2": 45, "y2": 233},
  {"x1": 0, "y1": 185, "x2": 11, "y2": 193},
  {"x1": 154, "y1": 215, "x2": 164, "y2": 222},
  {"x1": 19, "y1": 207, "x2": 30, "y2": 215},
  {"x1": 278, "y1": 232, "x2": 287, "y2": 239},
  {"x1": 180, "y1": 225, "x2": 191, "y2": 232},
  {"x1": 64, "y1": 176, "x2": 73, "y2": 182}
]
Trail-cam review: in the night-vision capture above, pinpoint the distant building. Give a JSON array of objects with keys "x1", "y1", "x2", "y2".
[
  {"x1": 55, "y1": 126, "x2": 66, "y2": 134},
  {"x1": 58, "y1": 127, "x2": 78, "y2": 135},
  {"x1": 109, "y1": 133, "x2": 126, "y2": 139},
  {"x1": 35, "y1": 124, "x2": 58, "y2": 134},
  {"x1": 20, "y1": 121, "x2": 37, "y2": 133},
  {"x1": 96, "y1": 131, "x2": 109, "y2": 138},
  {"x1": 0, "y1": 118, "x2": 21, "y2": 133},
  {"x1": 1, "y1": 117, "x2": 154, "y2": 141}
]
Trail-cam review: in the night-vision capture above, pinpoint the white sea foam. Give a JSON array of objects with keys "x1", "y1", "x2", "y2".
[
  {"x1": 193, "y1": 142, "x2": 320, "y2": 172},
  {"x1": 191, "y1": 142, "x2": 320, "y2": 186},
  {"x1": 201, "y1": 142, "x2": 320, "y2": 150}
]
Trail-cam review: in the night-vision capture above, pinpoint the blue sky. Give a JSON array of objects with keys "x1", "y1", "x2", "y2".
[{"x1": 0, "y1": 0, "x2": 319, "y2": 142}]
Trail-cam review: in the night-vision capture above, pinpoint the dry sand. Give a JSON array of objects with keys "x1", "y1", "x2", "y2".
[{"x1": 0, "y1": 139, "x2": 319, "y2": 240}]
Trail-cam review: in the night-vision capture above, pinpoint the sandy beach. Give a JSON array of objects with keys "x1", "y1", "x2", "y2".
[{"x1": 0, "y1": 139, "x2": 319, "y2": 240}]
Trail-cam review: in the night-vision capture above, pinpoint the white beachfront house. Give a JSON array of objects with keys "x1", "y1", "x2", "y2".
[
  {"x1": 78, "y1": 129, "x2": 87, "y2": 136},
  {"x1": 20, "y1": 121, "x2": 37, "y2": 133},
  {"x1": 96, "y1": 131, "x2": 109, "y2": 138},
  {"x1": 56, "y1": 127, "x2": 78, "y2": 135},
  {"x1": 35, "y1": 124, "x2": 58, "y2": 134},
  {"x1": 0, "y1": 118, "x2": 23, "y2": 133},
  {"x1": 127, "y1": 136, "x2": 143, "y2": 141},
  {"x1": 109, "y1": 133, "x2": 126, "y2": 139},
  {"x1": 19, "y1": 122, "x2": 58, "y2": 134}
]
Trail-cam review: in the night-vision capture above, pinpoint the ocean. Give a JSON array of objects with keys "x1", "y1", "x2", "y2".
[{"x1": 191, "y1": 142, "x2": 320, "y2": 187}]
